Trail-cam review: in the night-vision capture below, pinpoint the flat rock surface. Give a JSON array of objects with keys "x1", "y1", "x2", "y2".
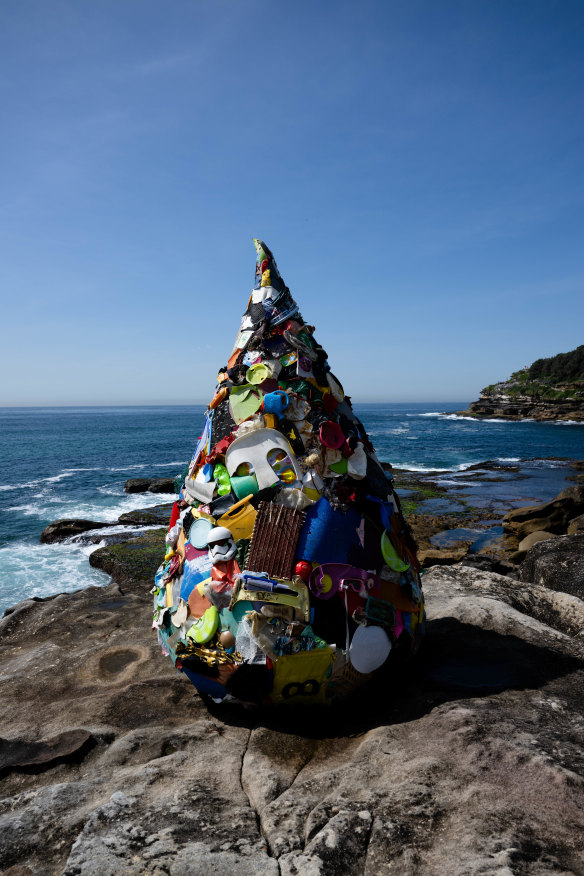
[
  {"x1": 117, "y1": 504, "x2": 174, "y2": 527},
  {"x1": 1, "y1": 553, "x2": 583, "y2": 875},
  {"x1": 417, "y1": 547, "x2": 468, "y2": 567},
  {"x1": 503, "y1": 486, "x2": 584, "y2": 540},
  {"x1": 40, "y1": 519, "x2": 113, "y2": 544},
  {"x1": 517, "y1": 530, "x2": 556, "y2": 552},
  {"x1": 510, "y1": 530, "x2": 556, "y2": 564},
  {"x1": 0, "y1": 730, "x2": 96, "y2": 778},
  {"x1": 124, "y1": 478, "x2": 176, "y2": 494},
  {"x1": 88, "y1": 528, "x2": 167, "y2": 584},
  {"x1": 520, "y1": 533, "x2": 584, "y2": 599},
  {"x1": 568, "y1": 514, "x2": 584, "y2": 534}
]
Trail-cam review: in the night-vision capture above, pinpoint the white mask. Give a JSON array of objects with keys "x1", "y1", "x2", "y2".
[{"x1": 225, "y1": 428, "x2": 302, "y2": 491}]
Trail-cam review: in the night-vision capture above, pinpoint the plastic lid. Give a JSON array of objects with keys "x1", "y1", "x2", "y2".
[
  {"x1": 349, "y1": 625, "x2": 392, "y2": 673},
  {"x1": 247, "y1": 362, "x2": 271, "y2": 385},
  {"x1": 189, "y1": 517, "x2": 214, "y2": 550}
]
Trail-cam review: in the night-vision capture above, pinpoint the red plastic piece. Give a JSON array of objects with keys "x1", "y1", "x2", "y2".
[
  {"x1": 168, "y1": 501, "x2": 180, "y2": 531},
  {"x1": 295, "y1": 560, "x2": 312, "y2": 582}
]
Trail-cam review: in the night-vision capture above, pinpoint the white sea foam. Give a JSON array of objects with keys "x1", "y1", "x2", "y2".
[
  {"x1": 0, "y1": 467, "x2": 109, "y2": 492},
  {"x1": 394, "y1": 461, "x2": 479, "y2": 474},
  {"x1": 5, "y1": 491, "x2": 177, "y2": 523},
  {"x1": 0, "y1": 539, "x2": 110, "y2": 615},
  {"x1": 553, "y1": 420, "x2": 584, "y2": 426},
  {"x1": 79, "y1": 539, "x2": 107, "y2": 555},
  {"x1": 436, "y1": 478, "x2": 481, "y2": 487},
  {"x1": 79, "y1": 523, "x2": 162, "y2": 535},
  {"x1": 452, "y1": 416, "x2": 512, "y2": 423},
  {"x1": 0, "y1": 472, "x2": 76, "y2": 491},
  {"x1": 496, "y1": 457, "x2": 522, "y2": 463},
  {"x1": 523, "y1": 459, "x2": 569, "y2": 469},
  {"x1": 105, "y1": 461, "x2": 183, "y2": 472},
  {"x1": 415, "y1": 412, "x2": 513, "y2": 424},
  {"x1": 97, "y1": 484, "x2": 126, "y2": 496},
  {"x1": 392, "y1": 464, "x2": 440, "y2": 473},
  {"x1": 415, "y1": 412, "x2": 476, "y2": 422}
]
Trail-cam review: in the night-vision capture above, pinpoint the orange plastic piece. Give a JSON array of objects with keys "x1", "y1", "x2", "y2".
[{"x1": 209, "y1": 387, "x2": 229, "y2": 410}]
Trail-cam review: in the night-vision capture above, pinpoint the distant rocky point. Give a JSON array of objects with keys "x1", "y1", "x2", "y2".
[{"x1": 458, "y1": 344, "x2": 584, "y2": 421}]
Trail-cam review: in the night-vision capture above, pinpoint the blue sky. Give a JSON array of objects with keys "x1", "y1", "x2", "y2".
[{"x1": 1, "y1": 0, "x2": 583, "y2": 405}]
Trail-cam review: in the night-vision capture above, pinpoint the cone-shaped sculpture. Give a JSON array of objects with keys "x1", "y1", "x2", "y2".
[{"x1": 152, "y1": 241, "x2": 424, "y2": 706}]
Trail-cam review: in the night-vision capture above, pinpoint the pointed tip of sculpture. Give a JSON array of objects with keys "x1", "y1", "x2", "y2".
[
  {"x1": 253, "y1": 238, "x2": 271, "y2": 263},
  {"x1": 251, "y1": 239, "x2": 288, "y2": 299}
]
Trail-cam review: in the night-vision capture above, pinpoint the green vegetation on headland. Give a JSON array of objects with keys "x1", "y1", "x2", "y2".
[
  {"x1": 482, "y1": 345, "x2": 584, "y2": 402},
  {"x1": 529, "y1": 345, "x2": 584, "y2": 382},
  {"x1": 461, "y1": 345, "x2": 584, "y2": 421}
]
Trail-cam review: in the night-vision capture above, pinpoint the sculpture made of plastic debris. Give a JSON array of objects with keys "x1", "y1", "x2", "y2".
[{"x1": 153, "y1": 240, "x2": 425, "y2": 706}]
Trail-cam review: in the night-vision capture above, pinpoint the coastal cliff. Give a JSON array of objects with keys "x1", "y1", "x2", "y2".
[{"x1": 459, "y1": 345, "x2": 584, "y2": 421}]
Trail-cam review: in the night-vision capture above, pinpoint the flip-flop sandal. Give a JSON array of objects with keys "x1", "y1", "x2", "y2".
[{"x1": 284, "y1": 330, "x2": 318, "y2": 361}]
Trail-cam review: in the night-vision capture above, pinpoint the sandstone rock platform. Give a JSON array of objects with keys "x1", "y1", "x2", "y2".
[{"x1": 1, "y1": 555, "x2": 583, "y2": 875}]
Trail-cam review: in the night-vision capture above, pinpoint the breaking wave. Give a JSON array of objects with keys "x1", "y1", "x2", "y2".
[
  {"x1": 393, "y1": 461, "x2": 480, "y2": 474},
  {"x1": 0, "y1": 539, "x2": 110, "y2": 615},
  {"x1": 6, "y1": 491, "x2": 176, "y2": 523}
]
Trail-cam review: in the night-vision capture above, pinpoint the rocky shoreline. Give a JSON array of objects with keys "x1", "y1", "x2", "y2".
[
  {"x1": 37, "y1": 459, "x2": 577, "y2": 582},
  {"x1": 457, "y1": 346, "x2": 584, "y2": 421},
  {"x1": 457, "y1": 392, "x2": 584, "y2": 421},
  {"x1": 1, "y1": 464, "x2": 584, "y2": 874}
]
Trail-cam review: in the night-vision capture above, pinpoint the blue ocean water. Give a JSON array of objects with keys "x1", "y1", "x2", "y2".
[{"x1": 0, "y1": 403, "x2": 582, "y2": 615}]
